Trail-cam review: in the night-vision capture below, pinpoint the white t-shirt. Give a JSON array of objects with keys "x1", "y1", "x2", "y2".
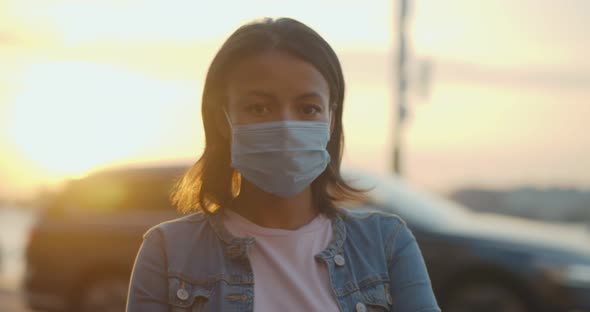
[{"x1": 223, "y1": 209, "x2": 340, "y2": 312}]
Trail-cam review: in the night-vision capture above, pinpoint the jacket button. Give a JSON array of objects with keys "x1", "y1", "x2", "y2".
[
  {"x1": 176, "y1": 288, "x2": 189, "y2": 301},
  {"x1": 334, "y1": 254, "x2": 345, "y2": 266},
  {"x1": 355, "y1": 302, "x2": 367, "y2": 312}
]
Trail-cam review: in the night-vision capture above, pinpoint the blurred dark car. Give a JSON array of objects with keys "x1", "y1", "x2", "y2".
[
  {"x1": 24, "y1": 165, "x2": 185, "y2": 312},
  {"x1": 348, "y1": 171, "x2": 590, "y2": 312},
  {"x1": 24, "y1": 165, "x2": 590, "y2": 312}
]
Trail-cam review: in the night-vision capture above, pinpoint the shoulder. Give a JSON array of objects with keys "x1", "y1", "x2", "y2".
[
  {"x1": 339, "y1": 207, "x2": 407, "y2": 234},
  {"x1": 142, "y1": 211, "x2": 209, "y2": 242},
  {"x1": 338, "y1": 208, "x2": 413, "y2": 260}
]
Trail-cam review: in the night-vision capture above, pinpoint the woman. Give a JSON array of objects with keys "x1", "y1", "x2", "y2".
[{"x1": 126, "y1": 17, "x2": 440, "y2": 312}]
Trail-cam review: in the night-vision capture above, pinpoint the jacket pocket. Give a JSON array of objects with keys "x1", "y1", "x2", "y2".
[{"x1": 168, "y1": 276, "x2": 213, "y2": 312}]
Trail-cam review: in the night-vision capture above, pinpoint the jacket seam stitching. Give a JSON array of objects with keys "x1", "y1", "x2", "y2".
[
  {"x1": 388, "y1": 234, "x2": 414, "y2": 267},
  {"x1": 385, "y1": 218, "x2": 404, "y2": 263}
]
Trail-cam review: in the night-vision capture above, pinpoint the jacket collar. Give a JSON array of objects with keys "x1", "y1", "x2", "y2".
[{"x1": 206, "y1": 207, "x2": 347, "y2": 260}]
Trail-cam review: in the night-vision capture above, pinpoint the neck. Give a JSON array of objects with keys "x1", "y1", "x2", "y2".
[{"x1": 228, "y1": 181, "x2": 318, "y2": 230}]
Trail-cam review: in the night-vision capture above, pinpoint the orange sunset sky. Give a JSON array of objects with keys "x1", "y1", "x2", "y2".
[{"x1": 1, "y1": 0, "x2": 589, "y2": 200}]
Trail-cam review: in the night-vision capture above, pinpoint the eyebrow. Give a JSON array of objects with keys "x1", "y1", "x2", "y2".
[
  {"x1": 244, "y1": 91, "x2": 275, "y2": 100},
  {"x1": 245, "y1": 90, "x2": 326, "y2": 102},
  {"x1": 295, "y1": 92, "x2": 325, "y2": 102}
]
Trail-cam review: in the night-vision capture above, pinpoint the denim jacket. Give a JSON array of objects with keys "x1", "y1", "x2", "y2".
[{"x1": 126, "y1": 208, "x2": 441, "y2": 312}]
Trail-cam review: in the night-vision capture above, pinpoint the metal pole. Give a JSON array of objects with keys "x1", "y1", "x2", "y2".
[{"x1": 393, "y1": 0, "x2": 409, "y2": 175}]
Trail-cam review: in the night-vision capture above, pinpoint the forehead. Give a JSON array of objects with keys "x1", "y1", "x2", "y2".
[{"x1": 226, "y1": 50, "x2": 329, "y2": 98}]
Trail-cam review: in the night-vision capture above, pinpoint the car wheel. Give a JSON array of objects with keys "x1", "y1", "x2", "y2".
[
  {"x1": 77, "y1": 276, "x2": 129, "y2": 312},
  {"x1": 443, "y1": 281, "x2": 529, "y2": 312}
]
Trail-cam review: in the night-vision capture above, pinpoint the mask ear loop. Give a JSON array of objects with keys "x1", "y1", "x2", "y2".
[
  {"x1": 223, "y1": 107, "x2": 241, "y2": 197},
  {"x1": 223, "y1": 108, "x2": 233, "y2": 129},
  {"x1": 328, "y1": 104, "x2": 335, "y2": 136}
]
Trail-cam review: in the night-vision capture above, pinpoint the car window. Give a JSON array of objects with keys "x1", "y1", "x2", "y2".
[
  {"x1": 50, "y1": 173, "x2": 178, "y2": 215},
  {"x1": 343, "y1": 170, "x2": 471, "y2": 230}
]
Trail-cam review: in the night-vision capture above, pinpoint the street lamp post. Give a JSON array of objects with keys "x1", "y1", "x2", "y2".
[{"x1": 393, "y1": 0, "x2": 409, "y2": 175}]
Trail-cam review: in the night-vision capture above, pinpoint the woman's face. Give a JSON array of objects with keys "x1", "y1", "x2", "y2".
[{"x1": 225, "y1": 49, "x2": 331, "y2": 125}]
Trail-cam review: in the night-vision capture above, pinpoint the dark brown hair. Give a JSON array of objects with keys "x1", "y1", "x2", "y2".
[{"x1": 171, "y1": 17, "x2": 365, "y2": 216}]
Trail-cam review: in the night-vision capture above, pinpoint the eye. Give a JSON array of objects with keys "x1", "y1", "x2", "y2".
[
  {"x1": 300, "y1": 104, "x2": 323, "y2": 116},
  {"x1": 245, "y1": 103, "x2": 271, "y2": 116}
]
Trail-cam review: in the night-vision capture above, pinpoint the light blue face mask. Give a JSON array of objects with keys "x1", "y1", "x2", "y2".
[{"x1": 226, "y1": 115, "x2": 331, "y2": 198}]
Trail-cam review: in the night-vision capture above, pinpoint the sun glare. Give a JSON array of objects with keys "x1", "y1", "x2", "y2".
[{"x1": 6, "y1": 61, "x2": 199, "y2": 180}]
